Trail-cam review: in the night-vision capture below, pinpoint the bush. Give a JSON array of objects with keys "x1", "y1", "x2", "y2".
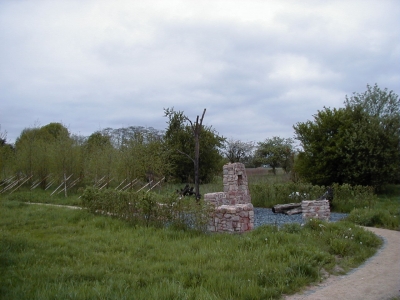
[{"x1": 81, "y1": 187, "x2": 209, "y2": 230}]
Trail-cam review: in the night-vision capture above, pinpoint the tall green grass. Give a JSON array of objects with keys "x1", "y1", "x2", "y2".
[
  {"x1": 1, "y1": 199, "x2": 382, "y2": 300},
  {"x1": 345, "y1": 185, "x2": 400, "y2": 230},
  {"x1": 249, "y1": 182, "x2": 378, "y2": 213}
]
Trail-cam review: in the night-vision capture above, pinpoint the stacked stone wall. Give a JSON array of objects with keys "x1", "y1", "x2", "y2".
[
  {"x1": 301, "y1": 200, "x2": 330, "y2": 221},
  {"x1": 208, "y1": 204, "x2": 254, "y2": 232},
  {"x1": 204, "y1": 163, "x2": 254, "y2": 233}
]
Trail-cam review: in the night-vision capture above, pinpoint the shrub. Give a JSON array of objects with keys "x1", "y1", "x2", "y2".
[{"x1": 81, "y1": 187, "x2": 209, "y2": 230}]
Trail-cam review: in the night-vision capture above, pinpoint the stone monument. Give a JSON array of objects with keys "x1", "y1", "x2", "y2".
[{"x1": 204, "y1": 162, "x2": 254, "y2": 233}]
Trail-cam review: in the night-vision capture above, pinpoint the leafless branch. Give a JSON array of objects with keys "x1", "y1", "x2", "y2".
[{"x1": 177, "y1": 149, "x2": 194, "y2": 163}]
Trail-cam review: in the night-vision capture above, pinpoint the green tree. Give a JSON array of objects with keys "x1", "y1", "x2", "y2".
[
  {"x1": 294, "y1": 84, "x2": 400, "y2": 188},
  {"x1": 14, "y1": 123, "x2": 79, "y2": 192},
  {"x1": 115, "y1": 128, "x2": 168, "y2": 186},
  {"x1": 255, "y1": 136, "x2": 295, "y2": 174},
  {"x1": 345, "y1": 83, "x2": 399, "y2": 118},
  {"x1": 164, "y1": 108, "x2": 225, "y2": 191},
  {"x1": 14, "y1": 126, "x2": 41, "y2": 179},
  {"x1": 344, "y1": 84, "x2": 400, "y2": 185},
  {"x1": 84, "y1": 131, "x2": 115, "y2": 186},
  {"x1": 0, "y1": 126, "x2": 15, "y2": 178},
  {"x1": 40, "y1": 122, "x2": 70, "y2": 141}
]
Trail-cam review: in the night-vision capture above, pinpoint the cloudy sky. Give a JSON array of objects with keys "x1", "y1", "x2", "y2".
[{"x1": 1, "y1": 0, "x2": 399, "y2": 145}]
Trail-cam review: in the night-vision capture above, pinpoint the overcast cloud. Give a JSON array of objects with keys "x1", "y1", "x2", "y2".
[{"x1": 1, "y1": 0, "x2": 399, "y2": 145}]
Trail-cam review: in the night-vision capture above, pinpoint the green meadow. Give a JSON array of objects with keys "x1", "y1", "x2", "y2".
[
  {"x1": 2, "y1": 195, "x2": 391, "y2": 299},
  {"x1": 1, "y1": 169, "x2": 398, "y2": 299}
]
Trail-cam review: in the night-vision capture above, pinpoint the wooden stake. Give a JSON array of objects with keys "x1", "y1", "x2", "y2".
[
  {"x1": 136, "y1": 181, "x2": 152, "y2": 193},
  {"x1": 51, "y1": 174, "x2": 73, "y2": 196},
  {"x1": 9, "y1": 175, "x2": 33, "y2": 194},
  {"x1": 115, "y1": 178, "x2": 127, "y2": 190},
  {"x1": 146, "y1": 177, "x2": 165, "y2": 193},
  {"x1": 1, "y1": 176, "x2": 25, "y2": 193}
]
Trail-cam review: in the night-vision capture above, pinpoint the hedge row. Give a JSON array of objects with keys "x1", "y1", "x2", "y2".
[
  {"x1": 81, "y1": 187, "x2": 209, "y2": 230},
  {"x1": 250, "y1": 182, "x2": 377, "y2": 212}
]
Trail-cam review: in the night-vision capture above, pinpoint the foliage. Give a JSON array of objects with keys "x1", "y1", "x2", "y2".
[
  {"x1": 0, "y1": 126, "x2": 14, "y2": 178},
  {"x1": 294, "y1": 84, "x2": 400, "y2": 188},
  {"x1": 250, "y1": 182, "x2": 324, "y2": 208},
  {"x1": 346, "y1": 208, "x2": 399, "y2": 230},
  {"x1": 81, "y1": 187, "x2": 209, "y2": 230},
  {"x1": 331, "y1": 183, "x2": 377, "y2": 212},
  {"x1": 6, "y1": 123, "x2": 170, "y2": 193},
  {"x1": 344, "y1": 83, "x2": 399, "y2": 119},
  {"x1": 163, "y1": 108, "x2": 225, "y2": 184},
  {"x1": 0, "y1": 200, "x2": 381, "y2": 299},
  {"x1": 345, "y1": 185, "x2": 399, "y2": 230},
  {"x1": 12, "y1": 123, "x2": 78, "y2": 190},
  {"x1": 82, "y1": 131, "x2": 115, "y2": 187},
  {"x1": 222, "y1": 138, "x2": 255, "y2": 164},
  {"x1": 101, "y1": 126, "x2": 164, "y2": 149},
  {"x1": 115, "y1": 128, "x2": 169, "y2": 184},
  {"x1": 254, "y1": 136, "x2": 295, "y2": 174},
  {"x1": 250, "y1": 182, "x2": 377, "y2": 212}
]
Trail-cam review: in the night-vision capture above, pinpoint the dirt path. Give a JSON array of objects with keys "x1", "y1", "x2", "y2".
[
  {"x1": 284, "y1": 227, "x2": 400, "y2": 300},
  {"x1": 26, "y1": 202, "x2": 83, "y2": 210}
]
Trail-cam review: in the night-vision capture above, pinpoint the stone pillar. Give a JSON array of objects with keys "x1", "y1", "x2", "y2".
[{"x1": 204, "y1": 163, "x2": 254, "y2": 233}]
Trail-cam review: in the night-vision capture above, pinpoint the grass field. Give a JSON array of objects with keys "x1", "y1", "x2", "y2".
[
  {"x1": 1, "y1": 171, "x2": 397, "y2": 299},
  {"x1": 0, "y1": 198, "x2": 382, "y2": 300}
]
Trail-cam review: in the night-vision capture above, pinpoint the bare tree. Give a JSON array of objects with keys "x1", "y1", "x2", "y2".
[
  {"x1": 174, "y1": 109, "x2": 206, "y2": 200},
  {"x1": 223, "y1": 138, "x2": 255, "y2": 163},
  {"x1": 189, "y1": 109, "x2": 206, "y2": 200}
]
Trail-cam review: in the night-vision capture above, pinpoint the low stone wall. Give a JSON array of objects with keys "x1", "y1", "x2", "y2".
[
  {"x1": 301, "y1": 200, "x2": 330, "y2": 221},
  {"x1": 204, "y1": 162, "x2": 254, "y2": 233},
  {"x1": 208, "y1": 203, "x2": 254, "y2": 232}
]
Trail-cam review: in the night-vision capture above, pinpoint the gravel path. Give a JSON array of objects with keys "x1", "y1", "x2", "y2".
[
  {"x1": 254, "y1": 207, "x2": 348, "y2": 227},
  {"x1": 283, "y1": 227, "x2": 400, "y2": 300}
]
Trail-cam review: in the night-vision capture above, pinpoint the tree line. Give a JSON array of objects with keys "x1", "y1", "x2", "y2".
[{"x1": 1, "y1": 84, "x2": 399, "y2": 191}]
